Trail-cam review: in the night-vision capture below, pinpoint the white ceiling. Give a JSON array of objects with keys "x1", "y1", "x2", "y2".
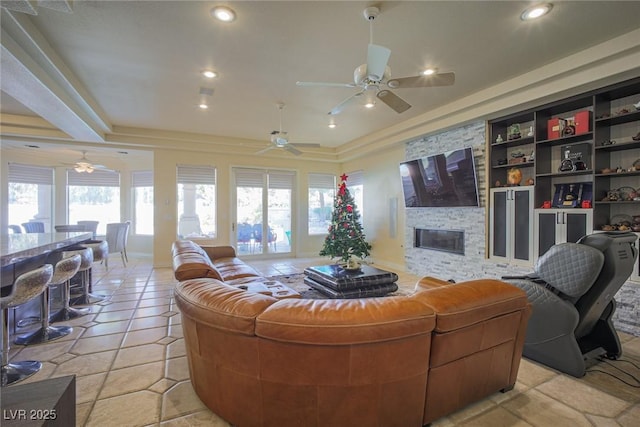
[{"x1": 1, "y1": 1, "x2": 640, "y2": 159}]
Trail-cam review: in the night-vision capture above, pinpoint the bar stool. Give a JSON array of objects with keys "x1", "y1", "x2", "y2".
[
  {"x1": 81, "y1": 240, "x2": 108, "y2": 296},
  {"x1": 1, "y1": 264, "x2": 53, "y2": 387},
  {"x1": 49, "y1": 254, "x2": 91, "y2": 323},
  {"x1": 14, "y1": 256, "x2": 81, "y2": 345},
  {"x1": 62, "y1": 247, "x2": 102, "y2": 306}
]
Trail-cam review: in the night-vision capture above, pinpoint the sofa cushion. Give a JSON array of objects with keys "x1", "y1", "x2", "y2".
[
  {"x1": 173, "y1": 252, "x2": 224, "y2": 281},
  {"x1": 172, "y1": 239, "x2": 207, "y2": 257},
  {"x1": 255, "y1": 295, "x2": 435, "y2": 345},
  {"x1": 415, "y1": 279, "x2": 529, "y2": 333},
  {"x1": 200, "y1": 245, "x2": 238, "y2": 260},
  {"x1": 214, "y1": 258, "x2": 261, "y2": 280},
  {"x1": 175, "y1": 278, "x2": 276, "y2": 335}
]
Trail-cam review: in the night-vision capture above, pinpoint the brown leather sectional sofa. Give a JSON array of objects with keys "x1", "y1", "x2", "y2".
[{"x1": 172, "y1": 240, "x2": 531, "y2": 426}]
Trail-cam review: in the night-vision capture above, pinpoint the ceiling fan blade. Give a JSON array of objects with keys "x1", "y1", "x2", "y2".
[
  {"x1": 377, "y1": 90, "x2": 411, "y2": 113},
  {"x1": 328, "y1": 90, "x2": 365, "y2": 115},
  {"x1": 290, "y1": 143, "x2": 321, "y2": 148},
  {"x1": 296, "y1": 81, "x2": 356, "y2": 88},
  {"x1": 367, "y1": 44, "x2": 391, "y2": 81},
  {"x1": 284, "y1": 145, "x2": 302, "y2": 156},
  {"x1": 387, "y1": 72, "x2": 455, "y2": 89},
  {"x1": 256, "y1": 145, "x2": 275, "y2": 155}
]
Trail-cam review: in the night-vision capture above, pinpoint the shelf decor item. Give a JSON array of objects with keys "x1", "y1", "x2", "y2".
[
  {"x1": 547, "y1": 117, "x2": 566, "y2": 140},
  {"x1": 617, "y1": 186, "x2": 637, "y2": 201},
  {"x1": 507, "y1": 124, "x2": 521, "y2": 140},
  {"x1": 552, "y1": 183, "x2": 592, "y2": 208},
  {"x1": 558, "y1": 144, "x2": 590, "y2": 172},
  {"x1": 507, "y1": 168, "x2": 523, "y2": 186}
]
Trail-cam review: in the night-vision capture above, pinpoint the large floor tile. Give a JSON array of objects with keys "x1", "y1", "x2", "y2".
[{"x1": 87, "y1": 390, "x2": 162, "y2": 426}]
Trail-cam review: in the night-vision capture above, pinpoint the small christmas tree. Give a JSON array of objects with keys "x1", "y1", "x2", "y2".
[{"x1": 319, "y1": 173, "x2": 372, "y2": 264}]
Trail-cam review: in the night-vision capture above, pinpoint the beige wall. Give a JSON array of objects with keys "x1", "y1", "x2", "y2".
[
  {"x1": 2, "y1": 143, "x2": 406, "y2": 269},
  {"x1": 342, "y1": 145, "x2": 406, "y2": 270}
]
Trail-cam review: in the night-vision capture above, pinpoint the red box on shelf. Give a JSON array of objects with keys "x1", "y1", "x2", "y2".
[
  {"x1": 547, "y1": 118, "x2": 566, "y2": 140},
  {"x1": 572, "y1": 110, "x2": 591, "y2": 135}
]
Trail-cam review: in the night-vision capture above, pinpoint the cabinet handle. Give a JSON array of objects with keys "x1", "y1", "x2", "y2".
[{"x1": 556, "y1": 212, "x2": 566, "y2": 225}]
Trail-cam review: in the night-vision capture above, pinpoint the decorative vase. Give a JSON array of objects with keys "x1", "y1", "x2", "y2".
[{"x1": 507, "y1": 168, "x2": 522, "y2": 186}]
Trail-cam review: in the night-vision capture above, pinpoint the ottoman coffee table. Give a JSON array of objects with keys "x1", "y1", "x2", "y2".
[{"x1": 303, "y1": 264, "x2": 398, "y2": 298}]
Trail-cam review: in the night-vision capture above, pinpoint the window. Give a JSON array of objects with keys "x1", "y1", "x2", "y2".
[
  {"x1": 347, "y1": 170, "x2": 364, "y2": 221},
  {"x1": 233, "y1": 168, "x2": 293, "y2": 255},
  {"x1": 132, "y1": 171, "x2": 153, "y2": 235},
  {"x1": 8, "y1": 163, "x2": 53, "y2": 232},
  {"x1": 308, "y1": 173, "x2": 336, "y2": 235},
  {"x1": 67, "y1": 169, "x2": 121, "y2": 236},
  {"x1": 177, "y1": 165, "x2": 216, "y2": 239}
]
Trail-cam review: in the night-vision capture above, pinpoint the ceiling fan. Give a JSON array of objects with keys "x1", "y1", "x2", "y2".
[
  {"x1": 296, "y1": 6, "x2": 455, "y2": 115},
  {"x1": 256, "y1": 103, "x2": 321, "y2": 156},
  {"x1": 63, "y1": 150, "x2": 113, "y2": 173}
]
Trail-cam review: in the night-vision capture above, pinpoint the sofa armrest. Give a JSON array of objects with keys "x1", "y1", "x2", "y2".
[{"x1": 201, "y1": 245, "x2": 237, "y2": 260}]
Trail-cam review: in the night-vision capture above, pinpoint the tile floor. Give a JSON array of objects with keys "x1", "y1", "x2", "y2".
[{"x1": 4, "y1": 256, "x2": 640, "y2": 426}]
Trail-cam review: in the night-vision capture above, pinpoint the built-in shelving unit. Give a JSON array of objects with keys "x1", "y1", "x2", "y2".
[{"x1": 488, "y1": 76, "x2": 640, "y2": 275}]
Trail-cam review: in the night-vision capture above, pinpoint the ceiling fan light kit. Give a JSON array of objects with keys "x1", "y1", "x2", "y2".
[
  {"x1": 296, "y1": 6, "x2": 455, "y2": 116},
  {"x1": 74, "y1": 163, "x2": 94, "y2": 173},
  {"x1": 67, "y1": 151, "x2": 112, "y2": 173}
]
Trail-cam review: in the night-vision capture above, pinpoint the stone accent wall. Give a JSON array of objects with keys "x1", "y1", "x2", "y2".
[{"x1": 404, "y1": 120, "x2": 640, "y2": 336}]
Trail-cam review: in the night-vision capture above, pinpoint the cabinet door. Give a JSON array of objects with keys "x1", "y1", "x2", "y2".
[
  {"x1": 512, "y1": 187, "x2": 534, "y2": 263},
  {"x1": 489, "y1": 189, "x2": 509, "y2": 260},
  {"x1": 490, "y1": 187, "x2": 533, "y2": 264},
  {"x1": 535, "y1": 209, "x2": 593, "y2": 257},
  {"x1": 535, "y1": 210, "x2": 560, "y2": 258},
  {"x1": 565, "y1": 210, "x2": 593, "y2": 243}
]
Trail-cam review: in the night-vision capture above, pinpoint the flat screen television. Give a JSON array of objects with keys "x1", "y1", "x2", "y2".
[{"x1": 399, "y1": 147, "x2": 480, "y2": 208}]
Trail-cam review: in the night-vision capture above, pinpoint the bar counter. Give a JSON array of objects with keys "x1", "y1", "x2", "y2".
[{"x1": 1, "y1": 232, "x2": 92, "y2": 268}]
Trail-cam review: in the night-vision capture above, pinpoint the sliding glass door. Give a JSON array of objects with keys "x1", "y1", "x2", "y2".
[{"x1": 233, "y1": 168, "x2": 294, "y2": 256}]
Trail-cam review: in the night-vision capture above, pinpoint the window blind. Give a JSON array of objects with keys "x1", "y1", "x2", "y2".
[
  {"x1": 346, "y1": 170, "x2": 363, "y2": 186},
  {"x1": 234, "y1": 168, "x2": 264, "y2": 187},
  {"x1": 177, "y1": 165, "x2": 216, "y2": 185},
  {"x1": 67, "y1": 169, "x2": 120, "y2": 186},
  {"x1": 132, "y1": 171, "x2": 153, "y2": 187},
  {"x1": 268, "y1": 171, "x2": 294, "y2": 189},
  {"x1": 8, "y1": 163, "x2": 53, "y2": 185},
  {"x1": 308, "y1": 173, "x2": 335, "y2": 189}
]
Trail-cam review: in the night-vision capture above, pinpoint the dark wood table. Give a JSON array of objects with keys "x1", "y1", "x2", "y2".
[
  {"x1": 0, "y1": 375, "x2": 75, "y2": 427},
  {"x1": 1, "y1": 232, "x2": 93, "y2": 268},
  {"x1": 303, "y1": 264, "x2": 398, "y2": 298}
]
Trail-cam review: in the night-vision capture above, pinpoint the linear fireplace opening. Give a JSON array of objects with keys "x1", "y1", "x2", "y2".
[{"x1": 414, "y1": 228, "x2": 465, "y2": 255}]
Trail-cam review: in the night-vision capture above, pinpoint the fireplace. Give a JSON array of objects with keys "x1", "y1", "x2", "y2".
[{"x1": 414, "y1": 228, "x2": 465, "y2": 255}]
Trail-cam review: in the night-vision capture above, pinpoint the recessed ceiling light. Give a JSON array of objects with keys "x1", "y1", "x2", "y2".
[
  {"x1": 198, "y1": 103, "x2": 209, "y2": 110},
  {"x1": 328, "y1": 123, "x2": 336, "y2": 129},
  {"x1": 364, "y1": 102, "x2": 375, "y2": 109},
  {"x1": 211, "y1": 6, "x2": 236, "y2": 22},
  {"x1": 521, "y1": 3, "x2": 553, "y2": 21},
  {"x1": 422, "y1": 68, "x2": 436, "y2": 76},
  {"x1": 202, "y1": 70, "x2": 217, "y2": 79}
]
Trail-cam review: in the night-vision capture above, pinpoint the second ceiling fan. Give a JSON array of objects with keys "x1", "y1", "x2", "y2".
[
  {"x1": 256, "y1": 103, "x2": 321, "y2": 156},
  {"x1": 296, "y1": 6, "x2": 455, "y2": 115}
]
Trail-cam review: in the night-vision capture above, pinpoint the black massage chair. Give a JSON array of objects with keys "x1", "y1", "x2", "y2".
[{"x1": 504, "y1": 231, "x2": 638, "y2": 377}]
